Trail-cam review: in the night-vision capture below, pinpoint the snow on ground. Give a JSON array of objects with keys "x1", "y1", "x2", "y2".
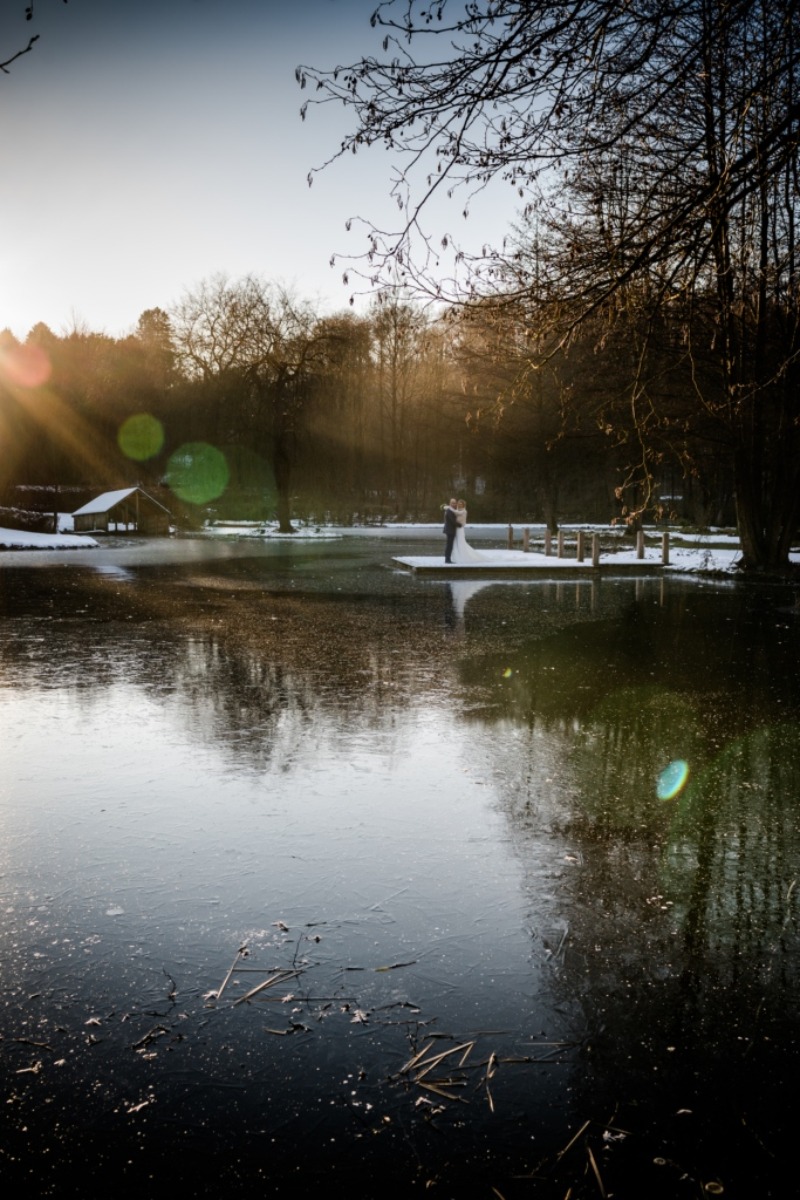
[
  {"x1": 206, "y1": 522, "x2": 344, "y2": 541},
  {"x1": 0, "y1": 526, "x2": 98, "y2": 550},
  {"x1": 2, "y1": 519, "x2": 796, "y2": 575},
  {"x1": 203, "y1": 520, "x2": 774, "y2": 575},
  {"x1": 393, "y1": 546, "x2": 747, "y2": 574}
]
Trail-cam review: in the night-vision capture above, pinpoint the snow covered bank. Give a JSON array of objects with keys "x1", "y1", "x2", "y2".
[{"x1": 0, "y1": 527, "x2": 99, "y2": 550}]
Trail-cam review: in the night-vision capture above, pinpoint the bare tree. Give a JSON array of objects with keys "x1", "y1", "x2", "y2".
[
  {"x1": 2, "y1": 2, "x2": 68, "y2": 76},
  {"x1": 303, "y1": 311, "x2": 374, "y2": 519},
  {"x1": 171, "y1": 275, "x2": 332, "y2": 532},
  {"x1": 301, "y1": 0, "x2": 800, "y2": 569}
]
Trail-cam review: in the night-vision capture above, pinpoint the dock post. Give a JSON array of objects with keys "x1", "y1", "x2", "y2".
[
  {"x1": 557, "y1": 530, "x2": 565, "y2": 558},
  {"x1": 661, "y1": 532, "x2": 669, "y2": 565},
  {"x1": 636, "y1": 530, "x2": 645, "y2": 559},
  {"x1": 544, "y1": 529, "x2": 552, "y2": 556},
  {"x1": 576, "y1": 530, "x2": 585, "y2": 562},
  {"x1": 507, "y1": 524, "x2": 514, "y2": 549},
  {"x1": 523, "y1": 527, "x2": 530, "y2": 553},
  {"x1": 592, "y1": 533, "x2": 600, "y2": 567}
]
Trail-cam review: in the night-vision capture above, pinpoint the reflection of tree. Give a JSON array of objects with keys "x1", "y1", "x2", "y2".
[
  {"x1": 166, "y1": 631, "x2": 439, "y2": 773},
  {"x1": 564, "y1": 686, "x2": 706, "y2": 837},
  {"x1": 461, "y1": 590, "x2": 800, "y2": 730},
  {"x1": 171, "y1": 642, "x2": 319, "y2": 773},
  {"x1": 486, "y1": 699, "x2": 799, "y2": 1187},
  {"x1": 666, "y1": 726, "x2": 800, "y2": 982},
  {"x1": 457, "y1": 589, "x2": 800, "y2": 1190},
  {"x1": 0, "y1": 564, "x2": 461, "y2": 773}
]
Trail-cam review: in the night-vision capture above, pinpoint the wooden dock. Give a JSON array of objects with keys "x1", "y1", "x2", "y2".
[
  {"x1": 394, "y1": 529, "x2": 671, "y2": 577},
  {"x1": 392, "y1": 550, "x2": 662, "y2": 578}
]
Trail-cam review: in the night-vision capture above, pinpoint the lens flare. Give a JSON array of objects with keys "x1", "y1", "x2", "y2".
[
  {"x1": 0, "y1": 342, "x2": 51, "y2": 388},
  {"x1": 118, "y1": 413, "x2": 164, "y2": 461},
  {"x1": 166, "y1": 442, "x2": 229, "y2": 506},
  {"x1": 657, "y1": 759, "x2": 690, "y2": 800},
  {"x1": 502, "y1": 668, "x2": 513, "y2": 678}
]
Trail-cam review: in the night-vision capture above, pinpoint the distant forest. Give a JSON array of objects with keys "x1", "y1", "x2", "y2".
[{"x1": 0, "y1": 276, "x2": 733, "y2": 536}]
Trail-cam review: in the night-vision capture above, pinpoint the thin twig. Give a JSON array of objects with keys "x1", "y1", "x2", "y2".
[
  {"x1": 163, "y1": 969, "x2": 177, "y2": 1002},
  {"x1": 556, "y1": 1119, "x2": 591, "y2": 1162},
  {"x1": 131, "y1": 1026, "x2": 168, "y2": 1050},
  {"x1": 216, "y1": 945, "x2": 247, "y2": 1002},
  {"x1": 400, "y1": 1040, "x2": 437, "y2": 1075},
  {"x1": 233, "y1": 969, "x2": 304, "y2": 1006},
  {"x1": 414, "y1": 1041, "x2": 475, "y2": 1080},
  {"x1": 586, "y1": 1144, "x2": 606, "y2": 1198},
  {"x1": 0, "y1": 36, "x2": 40, "y2": 75},
  {"x1": 418, "y1": 1081, "x2": 469, "y2": 1103},
  {"x1": 497, "y1": 1048, "x2": 571, "y2": 1064}
]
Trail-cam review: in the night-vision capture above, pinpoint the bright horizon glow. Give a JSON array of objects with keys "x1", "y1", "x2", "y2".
[{"x1": 0, "y1": 0, "x2": 519, "y2": 342}]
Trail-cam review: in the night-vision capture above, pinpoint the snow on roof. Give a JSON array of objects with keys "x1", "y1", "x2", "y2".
[{"x1": 72, "y1": 487, "x2": 168, "y2": 516}]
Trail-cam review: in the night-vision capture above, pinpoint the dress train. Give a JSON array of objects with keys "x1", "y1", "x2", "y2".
[{"x1": 451, "y1": 524, "x2": 485, "y2": 564}]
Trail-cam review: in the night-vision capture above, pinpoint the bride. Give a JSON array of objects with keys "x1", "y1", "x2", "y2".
[{"x1": 451, "y1": 499, "x2": 486, "y2": 564}]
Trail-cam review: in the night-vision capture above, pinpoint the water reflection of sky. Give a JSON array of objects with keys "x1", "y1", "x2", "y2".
[
  {"x1": 2, "y1": 681, "x2": 528, "y2": 923},
  {"x1": 0, "y1": 544, "x2": 798, "y2": 1197}
]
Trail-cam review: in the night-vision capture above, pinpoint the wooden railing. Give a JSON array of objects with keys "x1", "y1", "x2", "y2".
[{"x1": 506, "y1": 527, "x2": 670, "y2": 565}]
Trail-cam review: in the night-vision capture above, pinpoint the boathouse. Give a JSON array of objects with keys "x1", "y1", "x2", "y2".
[{"x1": 72, "y1": 487, "x2": 171, "y2": 535}]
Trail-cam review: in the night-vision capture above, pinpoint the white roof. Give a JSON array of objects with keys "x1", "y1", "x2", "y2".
[{"x1": 72, "y1": 487, "x2": 169, "y2": 516}]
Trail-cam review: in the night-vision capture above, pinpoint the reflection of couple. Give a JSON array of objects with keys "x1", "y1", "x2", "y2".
[{"x1": 442, "y1": 497, "x2": 485, "y2": 564}]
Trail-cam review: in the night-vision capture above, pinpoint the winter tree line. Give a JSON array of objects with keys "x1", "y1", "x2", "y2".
[{"x1": 0, "y1": 275, "x2": 741, "y2": 538}]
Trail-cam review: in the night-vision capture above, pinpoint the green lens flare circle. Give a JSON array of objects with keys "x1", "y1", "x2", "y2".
[
  {"x1": 166, "y1": 442, "x2": 229, "y2": 505},
  {"x1": 118, "y1": 413, "x2": 165, "y2": 461},
  {"x1": 657, "y1": 759, "x2": 690, "y2": 801}
]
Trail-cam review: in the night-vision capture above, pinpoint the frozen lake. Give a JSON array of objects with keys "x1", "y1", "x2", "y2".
[{"x1": 1, "y1": 533, "x2": 798, "y2": 1197}]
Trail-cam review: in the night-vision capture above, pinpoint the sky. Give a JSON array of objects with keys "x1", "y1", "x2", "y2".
[{"x1": 0, "y1": 0, "x2": 518, "y2": 341}]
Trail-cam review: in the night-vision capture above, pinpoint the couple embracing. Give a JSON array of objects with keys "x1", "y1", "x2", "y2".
[{"x1": 442, "y1": 497, "x2": 485, "y2": 564}]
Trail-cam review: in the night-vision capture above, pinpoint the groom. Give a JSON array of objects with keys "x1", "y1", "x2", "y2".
[{"x1": 442, "y1": 497, "x2": 458, "y2": 563}]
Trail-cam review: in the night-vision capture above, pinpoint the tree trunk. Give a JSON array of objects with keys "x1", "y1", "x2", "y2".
[
  {"x1": 539, "y1": 476, "x2": 559, "y2": 535},
  {"x1": 734, "y1": 452, "x2": 765, "y2": 569},
  {"x1": 274, "y1": 435, "x2": 295, "y2": 534},
  {"x1": 734, "y1": 443, "x2": 800, "y2": 572}
]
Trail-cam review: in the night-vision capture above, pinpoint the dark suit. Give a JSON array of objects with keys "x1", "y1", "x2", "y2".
[{"x1": 443, "y1": 505, "x2": 457, "y2": 562}]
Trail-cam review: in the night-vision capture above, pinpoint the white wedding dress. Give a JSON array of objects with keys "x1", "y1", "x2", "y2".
[{"x1": 451, "y1": 513, "x2": 486, "y2": 563}]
